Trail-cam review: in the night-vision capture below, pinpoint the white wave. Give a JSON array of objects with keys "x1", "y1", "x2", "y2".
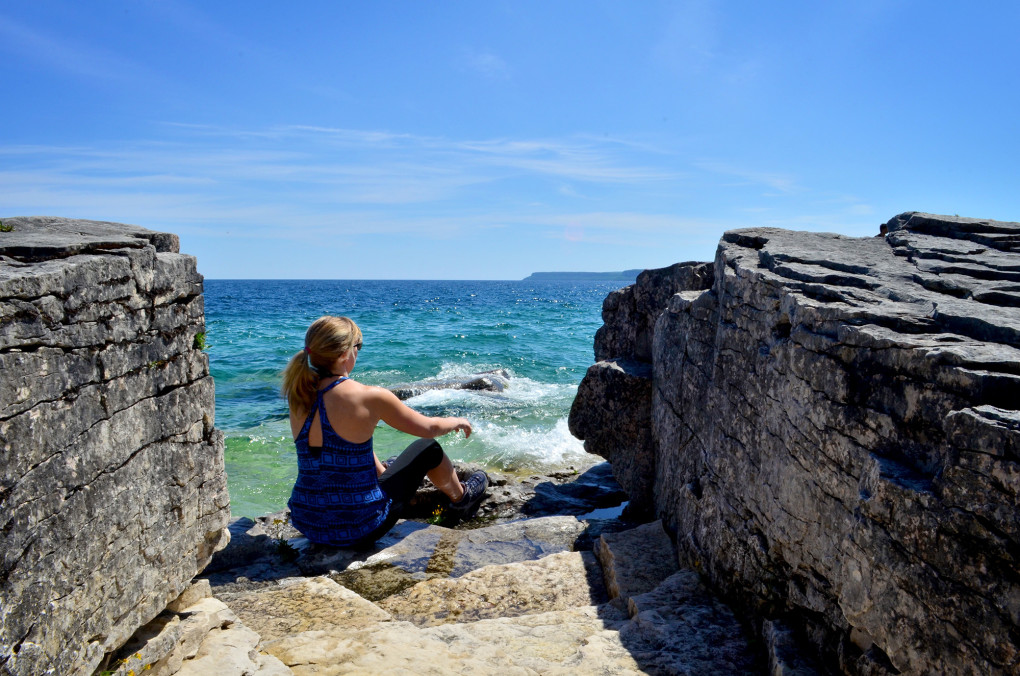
[
  {"x1": 401, "y1": 362, "x2": 577, "y2": 409},
  {"x1": 463, "y1": 417, "x2": 590, "y2": 471},
  {"x1": 434, "y1": 361, "x2": 511, "y2": 379},
  {"x1": 403, "y1": 378, "x2": 577, "y2": 411}
]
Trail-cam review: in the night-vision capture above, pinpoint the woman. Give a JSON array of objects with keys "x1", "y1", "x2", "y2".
[{"x1": 281, "y1": 315, "x2": 488, "y2": 548}]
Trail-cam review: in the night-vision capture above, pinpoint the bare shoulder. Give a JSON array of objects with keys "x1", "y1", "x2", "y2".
[
  {"x1": 324, "y1": 379, "x2": 390, "y2": 406},
  {"x1": 360, "y1": 383, "x2": 401, "y2": 407}
]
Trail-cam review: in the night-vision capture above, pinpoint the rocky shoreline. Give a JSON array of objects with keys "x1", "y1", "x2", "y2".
[
  {"x1": 4, "y1": 213, "x2": 1017, "y2": 675},
  {"x1": 101, "y1": 463, "x2": 778, "y2": 675}
]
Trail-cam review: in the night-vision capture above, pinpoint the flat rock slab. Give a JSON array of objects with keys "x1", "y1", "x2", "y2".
[
  {"x1": 206, "y1": 516, "x2": 589, "y2": 603},
  {"x1": 0, "y1": 215, "x2": 179, "y2": 258},
  {"x1": 377, "y1": 550, "x2": 608, "y2": 627},
  {"x1": 261, "y1": 606, "x2": 641, "y2": 676},
  {"x1": 230, "y1": 566, "x2": 759, "y2": 675},
  {"x1": 219, "y1": 576, "x2": 393, "y2": 641},
  {"x1": 103, "y1": 595, "x2": 291, "y2": 676},
  {"x1": 320, "y1": 515, "x2": 588, "y2": 601},
  {"x1": 203, "y1": 514, "x2": 760, "y2": 675},
  {"x1": 204, "y1": 461, "x2": 631, "y2": 584},
  {"x1": 595, "y1": 520, "x2": 679, "y2": 602}
]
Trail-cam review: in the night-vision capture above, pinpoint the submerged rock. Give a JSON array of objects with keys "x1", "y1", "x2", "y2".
[{"x1": 388, "y1": 369, "x2": 511, "y2": 400}]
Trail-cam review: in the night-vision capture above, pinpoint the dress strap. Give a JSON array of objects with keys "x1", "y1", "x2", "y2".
[
  {"x1": 317, "y1": 376, "x2": 348, "y2": 394},
  {"x1": 316, "y1": 377, "x2": 348, "y2": 432},
  {"x1": 299, "y1": 378, "x2": 349, "y2": 440}
]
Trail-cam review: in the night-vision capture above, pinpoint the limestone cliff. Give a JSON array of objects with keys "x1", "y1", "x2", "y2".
[
  {"x1": 0, "y1": 217, "x2": 230, "y2": 676},
  {"x1": 570, "y1": 212, "x2": 1020, "y2": 675}
]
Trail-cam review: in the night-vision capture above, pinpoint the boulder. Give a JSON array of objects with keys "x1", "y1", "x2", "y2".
[
  {"x1": 571, "y1": 262, "x2": 715, "y2": 518},
  {"x1": 569, "y1": 359, "x2": 655, "y2": 515},
  {"x1": 571, "y1": 212, "x2": 1020, "y2": 675},
  {"x1": 0, "y1": 217, "x2": 230, "y2": 676}
]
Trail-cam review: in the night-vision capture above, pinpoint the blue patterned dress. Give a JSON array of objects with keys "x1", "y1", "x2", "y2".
[{"x1": 288, "y1": 378, "x2": 391, "y2": 545}]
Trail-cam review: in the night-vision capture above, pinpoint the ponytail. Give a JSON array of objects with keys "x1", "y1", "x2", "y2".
[
  {"x1": 281, "y1": 349, "x2": 319, "y2": 415},
  {"x1": 281, "y1": 315, "x2": 363, "y2": 414}
]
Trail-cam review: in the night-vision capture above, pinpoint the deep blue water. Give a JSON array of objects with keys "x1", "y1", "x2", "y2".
[{"x1": 204, "y1": 279, "x2": 622, "y2": 518}]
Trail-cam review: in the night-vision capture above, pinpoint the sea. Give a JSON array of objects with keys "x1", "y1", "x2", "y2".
[{"x1": 204, "y1": 279, "x2": 626, "y2": 518}]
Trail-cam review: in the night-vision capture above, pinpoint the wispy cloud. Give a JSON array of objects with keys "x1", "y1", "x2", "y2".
[
  {"x1": 695, "y1": 160, "x2": 800, "y2": 194},
  {"x1": 1, "y1": 123, "x2": 833, "y2": 270},
  {"x1": 0, "y1": 13, "x2": 147, "y2": 83},
  {"x1": 149, "y1": 125, "x2": 678, "y2": 185},
  {"x1": 532, "y1": 211, "x2": 721, "y2": 233},
  {"x1": 652, "y1": 0, "x2": 720, "y2": 78},
  {"x1": 455, "y1": 138, "x2": 679, "y2": 182},
  {"x1": 462, "y1": 48, "x2": 511, "y2": 79},
  {"x1": 0, "y1": 125, "x2": 684, "y2": 236}
]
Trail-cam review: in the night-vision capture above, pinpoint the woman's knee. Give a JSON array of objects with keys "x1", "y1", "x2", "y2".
[
  {"x1": 399, "y1": 437, "x2": 444, "y2": 470},
  {"x1": 413, "y1": 437, "x2": 444, "y2": 469}
]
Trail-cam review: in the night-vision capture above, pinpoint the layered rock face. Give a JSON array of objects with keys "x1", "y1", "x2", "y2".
[
  {"x1": 0, "y1": 217, "x2": 231, "y2": 676},
  {"x1": 571, "y1": 213, "x2": 1020, "y2": 675},
  {"x1": 570, "y1": 263, "x2": 713, "y2": 516}
]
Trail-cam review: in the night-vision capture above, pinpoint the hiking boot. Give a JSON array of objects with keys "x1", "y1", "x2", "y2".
[{"x1": 448, "y1": 470, "x2": 489, "y2": 522}]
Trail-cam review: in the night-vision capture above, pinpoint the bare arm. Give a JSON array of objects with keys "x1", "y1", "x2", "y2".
[{"x1": 368, "y1": 386, "x2": 472, "y2": 439}]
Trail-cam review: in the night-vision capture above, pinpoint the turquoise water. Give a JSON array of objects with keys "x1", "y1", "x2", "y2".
[{"x1": 204, "y1": 279, "x2": 622, "y2": 518}]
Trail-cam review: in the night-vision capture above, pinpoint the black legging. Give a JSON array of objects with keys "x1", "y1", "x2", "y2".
[{"x1": 350, "y1": 437, "x2": 444, "y2": 548}]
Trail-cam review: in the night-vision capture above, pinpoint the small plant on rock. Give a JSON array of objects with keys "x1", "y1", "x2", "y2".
[
  {"x1": 193, "y1": 332, "x2": 207, "y2": 350},
  {"x1": 0, "y1": 220, "x2": 12, "y2": 232},
  {"x1": 426, "y1": 505, "x2": 446, "y2": 525}
]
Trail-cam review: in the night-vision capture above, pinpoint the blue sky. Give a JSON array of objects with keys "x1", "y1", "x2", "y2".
[{"x1": 2, "y1": 1, "x2": 1018, "y2": 279}]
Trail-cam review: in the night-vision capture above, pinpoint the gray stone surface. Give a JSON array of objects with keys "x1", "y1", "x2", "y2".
[
  {"x1": 571, "y1": 212, "x2": 1020, "y2": 675},
  {"x1": 376, "y1": 550, "x2": 608, "y2": 626},
  {"x1": 572, "y1": 262, "x2": 715, "y2": 519},
  {"x1": 594, "y1": 261, "x2": 714, "y2": 362},
  {"x1": 203, "y1": 461, "x2": 631, "y2": 589},
  {"x1": 0, "y1": 217, "x2": 230, "y2": 676},
  {"x1": 595, "y1": 520, "x2": 678, "y2": 602},
  {"x1": 211, "y1": 523, "x2": 758, "y2": 675},
  {"x1": 569, "y1": 359, "x2": 656, "y2": 515},
  {"x1": 100, "y1": 594, "x2": 291, "y2": 676},
  {"x1": 621, "y1": 570, "x2": 759, "y2": 674}
]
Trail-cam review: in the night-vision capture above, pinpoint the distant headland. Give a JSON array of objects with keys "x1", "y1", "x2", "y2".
[{"x1": 522, "y1": 270, "x2": 642, "y2": 282}]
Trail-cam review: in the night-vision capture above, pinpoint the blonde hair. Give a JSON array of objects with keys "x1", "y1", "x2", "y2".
[{"x1": 281, "y1": 316, "x2": 363, "y2": 414}]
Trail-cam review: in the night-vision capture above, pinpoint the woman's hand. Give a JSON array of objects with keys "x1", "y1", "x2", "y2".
[{"x1": 448, "y1": 417, "x2": 472, "y2": 439}]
